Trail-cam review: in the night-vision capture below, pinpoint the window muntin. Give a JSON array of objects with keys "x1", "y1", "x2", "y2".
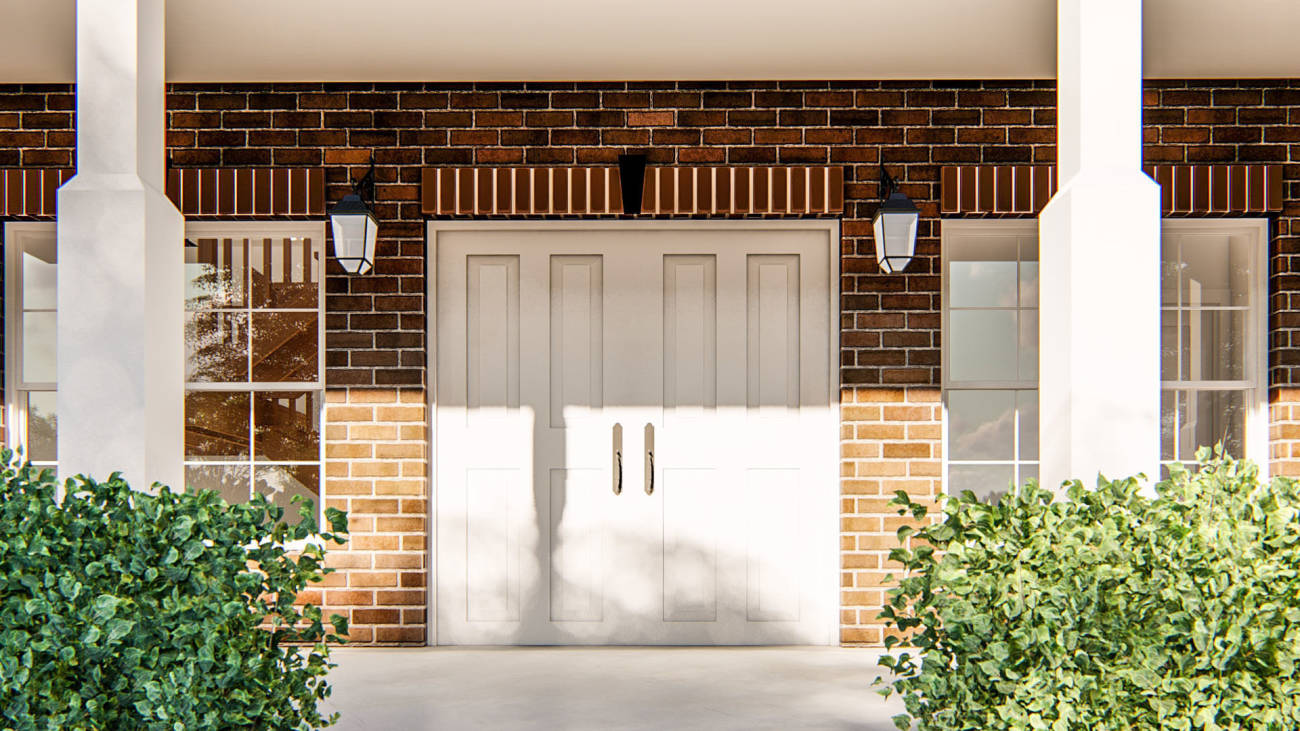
[
  {"x1": 183, "y1": 223, "x2": 324, "y2": 519},
  {"x1": 942, "y1": 223, "x2": 1039, "y2": 502},
  {"x1": 4, "y1": 223, "x2": 58, "y2": 469}
]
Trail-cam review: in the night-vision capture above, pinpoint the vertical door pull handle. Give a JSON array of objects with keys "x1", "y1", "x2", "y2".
[
  {"x1": 644, "y1": 423, "x2": 655, "y2": 495},
  {"x1": 612, "y1": 423, "x2": 623, "y2": 495}
]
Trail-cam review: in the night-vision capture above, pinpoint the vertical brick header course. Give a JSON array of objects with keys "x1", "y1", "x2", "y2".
[
  {"x1": 941, "y1": 163, "x2": 1281, "y2": 216},
  {"x1": 0, "y1": 168, "x2": 72, "y2": 217},
  {"x1": 166, "y1": 168, "x2": 325, "y2": 217},
  {"x1": 422, "y1": 165, "x2": 844, "y2": 216}
]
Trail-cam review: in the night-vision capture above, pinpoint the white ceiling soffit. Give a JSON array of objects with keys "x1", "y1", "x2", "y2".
[{"x1": 0, "y1": 0, "x2": 1297, "y2": 83}]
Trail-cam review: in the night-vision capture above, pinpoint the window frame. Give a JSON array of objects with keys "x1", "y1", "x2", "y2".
[
  {"x1": 940, "y1": 219, "x2": 1041, "y2": 498},
  {"x1": 183, "y1": 220, "x2": 327, "y2": 519},
  {"x1": 3, "y1": 220, "x2": 59, "y2": 469},
  {"x1": 1159, "y1": 218, "x2": 1269, "y2": 478}
]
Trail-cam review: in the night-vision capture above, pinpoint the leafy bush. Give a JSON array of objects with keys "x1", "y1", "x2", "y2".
[
  {"x1": 879, "y1": 448, "x2": 1300, "y2": 731},
  {"x1": 0, "y1": 452, "x2": 350, "y2": 730}
]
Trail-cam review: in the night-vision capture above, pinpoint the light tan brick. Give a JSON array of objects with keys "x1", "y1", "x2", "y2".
[
  {"x1": 353, "y1": 461, "x2": 400, "y2": 477},
  {"x1": 349, "y1": 571, "x2": 399, "y2": 588}
]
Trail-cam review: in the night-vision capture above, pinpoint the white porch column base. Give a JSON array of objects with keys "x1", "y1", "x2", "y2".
[
  {"x1": 56, "y1": 181, "x2": 184, "y2": 489},
  {"x1": 1038, "y1": 171, "x2": 1161, "y2": 490}
]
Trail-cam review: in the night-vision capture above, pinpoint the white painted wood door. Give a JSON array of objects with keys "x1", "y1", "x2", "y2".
[{"x1": 433, "y1": 221, "x2": 837, "y2": 645}]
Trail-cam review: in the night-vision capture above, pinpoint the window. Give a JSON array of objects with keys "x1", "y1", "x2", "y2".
[
  {"x1": 183, "y1": 222, "x2": 325, "y2": 520},
  {"x1": 942, "y1": 221, "x2": 1039, "y2": 501},
  {"x1": 1160, "y1": 220, "x2": 1268, "y2": 476},
  {"x1": 4, "y1": 222, "x2": 58, "y2": 470},
  {"x1": 941, "y1": 219, "x2": 1268, "y2": 500}
]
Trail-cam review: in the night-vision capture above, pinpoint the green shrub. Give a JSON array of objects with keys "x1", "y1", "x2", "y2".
[
  {"x1": 0, "y1": 452, "x2": 350, "y2": 730},
  {"x1": 878, "y1": 448, "x2": 1300, "y2": 731}
]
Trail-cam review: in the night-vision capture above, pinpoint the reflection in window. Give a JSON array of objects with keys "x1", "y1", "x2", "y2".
[
  {"x1": 183, "y1": 228, "x2": 323, "y2": 523},
  {"x1": 7, "y1": 226, "x2": 58, "y2": 470},
  {"x1": 943, "y1": 227, "x2": 1039, "y2": 502},
  {"x1": 1160, "y1": 227, "x2": 1259, "y2": 475}
]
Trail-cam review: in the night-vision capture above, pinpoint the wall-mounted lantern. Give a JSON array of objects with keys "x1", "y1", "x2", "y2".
[
  {"x1": 329, "y1": 155, "x2": 378, "y2": 275},
  {"x1": 872, "y1": 167, "x2": 919, "y2": 273}
]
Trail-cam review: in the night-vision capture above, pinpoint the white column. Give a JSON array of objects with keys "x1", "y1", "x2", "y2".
[
  {"x1": 1038, "y1": 0, "x2": 1161, "y2": 489},
  {"x1": 56, "y1": 0, "x2": 184, "y2": 489}
]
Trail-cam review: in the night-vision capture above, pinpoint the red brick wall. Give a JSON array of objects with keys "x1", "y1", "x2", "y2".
[{"x1": 4, "y1": 79, "x2": 1300, "y2": 645}]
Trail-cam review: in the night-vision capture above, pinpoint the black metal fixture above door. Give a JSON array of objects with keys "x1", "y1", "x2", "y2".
[{"x1": 617, "y1": 152, "x2": 648, "y2": 215}]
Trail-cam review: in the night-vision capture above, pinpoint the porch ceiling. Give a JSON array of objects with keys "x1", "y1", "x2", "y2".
[{"x1": 2, "y1": 0, "x2": 1297, "y2": 83}]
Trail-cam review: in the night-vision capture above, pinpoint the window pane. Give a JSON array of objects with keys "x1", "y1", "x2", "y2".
[
  {"x1": 1018, "y1": 261, "x2": 1038, "y2": 307},
  {"x1": 22, "y1": 311, "x2": 56, "y2": 383},
  {"x1": 251, "y1": 312, "x2": 318, "y2": 382},
  {"x1": 949, "y1": 310, "x2": 1017, "y2": 382},
  {"x1": 186, "y1": 464, "x2": 251, "y2": 505},
  {"x1": 1018, "y1": 463, "x2": 1039, "y2": 488},
  {"x1": 26, "y1": 391, "x2": 56, "y2": 462},
  {"x1": 1161, "y1": 237, "x2": 1181, "y2": 306},
  {"x1": 1160, "y1": 390, "x2": 1177, "y2": 460},
  {"x1": 185, "y1": 391, "x2": 251, "y2": 460},
  {"x1": 948, "y1": 390, "x2": 1014, "y2": 460},
  {"x1": 1180, "y1": 233, "x2": 1251, "y2": 308},
  {"x1": 255, "y1": 464, "x2": 320, "y2": 523},
  {"x1": 1161, "y1": 310, "x2": 1179, "y2": 381},
  {"x1": 948, "y1": 463, "x2": 1013, "y2": 503},
  {"x1": 949, "y1": 261, "x2": 1017, "y2": 308},
  {"x1": 22, "y1": 245, "x2": 56, "y2": 310},
  {"x1": 1018, "y1": 389, "x2": 1038, "y2": 460},
  {"x1": 253, "y1": 392, "x2": 320, "y2": 461},
  {"x1": 186, "y1": 238, "x2": 247, "y2": 310},
  {"x1": 1181, "y1": 309, "x2": 1244, "y2": 381},
  {"x1": 251, "y1": 237, "x2": 319, "y2": 309},
  {"x1": 185, "y1": 312, "x2": 249, "y2": 382},
  {"x1": 1180, "y1": 389, "x2": 1246, "y2": 460},
  {"x1": 1018, "y1": 311, "x2": 1038, "y2": 381}
]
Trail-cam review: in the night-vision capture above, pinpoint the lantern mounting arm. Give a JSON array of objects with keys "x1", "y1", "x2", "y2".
[
  {"x1": 353, "y1": 153, "x2": 376, "y2": 207},
  {"x1": 879, "y1": 166, "x2": 899, "y2": 200}
]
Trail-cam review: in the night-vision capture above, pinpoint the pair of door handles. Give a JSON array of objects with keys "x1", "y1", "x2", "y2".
[{"x1": 611, "y1": 423, "x2": 653, "y2": 496}]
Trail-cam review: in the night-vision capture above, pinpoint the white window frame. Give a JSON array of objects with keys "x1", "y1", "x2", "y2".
[
  {"x1": 183, "y1": 220, "x2": 327, "y2": 519},
  {"x1": 1159, "y1": 218, "x2": 1269, "y2": 477},
  {"x1": 4, "y1": 221, "x2": 58, "y2": 470},
  {"x1": 940, "y1": 220, "x2": 1040, "y2": 498}
]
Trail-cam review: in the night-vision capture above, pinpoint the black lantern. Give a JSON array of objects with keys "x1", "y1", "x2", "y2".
[
  {"x1": 872, "y1": 167, "x2": 919, "y2": 273},
  {"x1": 329, "y1": 155, "x2": 378, "y2": 274}
]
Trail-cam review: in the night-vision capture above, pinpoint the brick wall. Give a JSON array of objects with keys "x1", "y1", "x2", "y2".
[{"x1": 4, "y1": 79, "x2": 1300, "y2": 645}]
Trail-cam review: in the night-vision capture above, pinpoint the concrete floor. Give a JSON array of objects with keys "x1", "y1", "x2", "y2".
[{"x1": 324, "y1": 647, "x2": 906, "y2": 730}]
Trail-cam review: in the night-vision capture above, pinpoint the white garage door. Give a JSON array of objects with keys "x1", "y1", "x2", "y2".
[{"x1": 430, "y1": 220, "x2": 838, "y2": 645}]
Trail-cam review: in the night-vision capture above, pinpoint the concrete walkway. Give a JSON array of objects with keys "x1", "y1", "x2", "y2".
[{"x1": 324, "y1": 647, "x2": 906, "y2": 730}]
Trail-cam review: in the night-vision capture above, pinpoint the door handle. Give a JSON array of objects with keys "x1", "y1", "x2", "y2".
[
  {"x1": 612, "y1": 423, "x2": 623, "y2": 495},
  {"x1": 644, "y1": 423, "x2": 655, "y2": 495}
]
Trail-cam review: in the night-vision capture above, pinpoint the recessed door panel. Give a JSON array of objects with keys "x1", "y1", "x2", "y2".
[
  {"x1": 550, "y1": 256, "x2": 603, "y2": 426},
  {"x1": 549, "y1": 468, "x2": 605, "y2": 622},
  {"x1": 746, "y1": 468, "x2": 801, "y2": 622},
  {"x1": 662, "y1": 467, "x2": 719, "y2": 622},
  {"x1": 747, "y1": 254, "x2": 800, "y2": 411},
  {"x1": 663, "y1": 255, "x2": 717, "y2": 413},
  {"x1": 466, "y1": 255, "x2": 519, "y2": 414},
  {"x1": 465, "y1": 468, "x2": 526, "y2": 622}
]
